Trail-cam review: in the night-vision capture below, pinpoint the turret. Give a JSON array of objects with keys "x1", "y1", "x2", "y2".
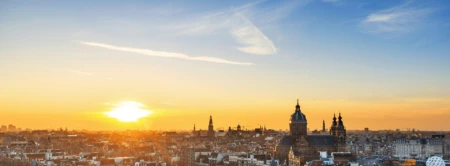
[
  {"x1": 336, "y1": 112, "x2": 346, "y2": 143},
  {"x1": 330, "y1": 113, "x2": 337, "y2": 136}
]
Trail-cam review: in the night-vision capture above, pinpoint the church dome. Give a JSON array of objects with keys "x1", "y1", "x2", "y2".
[{"x1": 290, "y1": 100, "x2": 307, "y2": 123}]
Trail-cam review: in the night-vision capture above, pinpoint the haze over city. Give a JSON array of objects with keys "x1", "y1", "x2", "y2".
[{"x1": 1, "y1": 0, "x2": 450, "y2": 131}]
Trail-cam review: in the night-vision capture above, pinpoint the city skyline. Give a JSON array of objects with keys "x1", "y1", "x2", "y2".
[
  {"x1": 1, "y1": 102, "x2": 449, "y2": 132},
  {"x1": 1, "y1": 0, "x2": 450, "y2": 131}
]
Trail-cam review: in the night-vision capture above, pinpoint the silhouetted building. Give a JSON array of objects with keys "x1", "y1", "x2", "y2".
[
  {"x1": 8, "y1": 124, "x2": 16, "y2": 132},
  {"x1": 330, "y1": 112, "x2": 347, "y2": 143},
  {"x1": 0, "y1": 125, "x2": 6, "y2": 132},
  {"x1": 275, "y1": 100, "x2": 349, "y2": 165},
  {"x1": 322, "y1": 120, "x2": 326, "y2": 132},
  {"x1": 208, "y1": 115, "x2": 215, "y2": 138}
]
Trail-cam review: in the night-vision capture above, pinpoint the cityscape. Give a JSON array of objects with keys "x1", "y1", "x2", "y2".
[
  {"x1": 2, "y1": 0, "x2": 450, "y2": 166},
  {"x1": 1, "y1": 101, "x2": 450, "y2": 165}
]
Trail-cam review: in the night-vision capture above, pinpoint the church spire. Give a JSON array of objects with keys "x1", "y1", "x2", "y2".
[
  {"x1": 208, "y1": 115, "x2": 214, "y2": 137},
  {"x1": 332, "y1": 113, "x2": 337, "y2": 127},
  {"x1": 338, "y1": 111, "x2": 344, "y2": 127},
  {"x1": 322, "y1": 119, "x2": 326, "y2": 132},
  {"x1": 330, "y1": 113, "x2": 338, "y2": 136},
  {"x1": 208, "y1": 115, "x2": 213, "y2": 130},
  {"x1": 295, "y1": 99, "x2": 301, "y2": 112}
]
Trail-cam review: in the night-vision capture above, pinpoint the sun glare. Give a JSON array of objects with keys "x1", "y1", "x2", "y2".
[{"x1": 104, "y1": 101, "x2": 152, "y2": 122}]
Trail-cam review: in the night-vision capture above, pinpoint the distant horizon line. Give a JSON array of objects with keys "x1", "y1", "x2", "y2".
[{"x1": 2, "y1": 127, "x2": 450, "y2": 133}]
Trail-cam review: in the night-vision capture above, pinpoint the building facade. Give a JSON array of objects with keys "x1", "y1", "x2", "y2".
[
  {"x1": 445, "y1": 138, "x2": 450, "y2": 159},
  {"x1": 394, "y1": 138, "x2": 443, "y2": 158},
  {"x1": 275, "y1": 100, "x2": 349, "y2": 165}
]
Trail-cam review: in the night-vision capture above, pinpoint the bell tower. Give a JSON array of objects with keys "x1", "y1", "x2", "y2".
[
  {"x1": 337, "y1": 112, "x2": 346, "y2": 143},
  {"x1": 207, "y1": 115, "x2": 215, "y2": 137},
  {"x1": 290, "y1": 99, "x2": 308, "y2": 141}
]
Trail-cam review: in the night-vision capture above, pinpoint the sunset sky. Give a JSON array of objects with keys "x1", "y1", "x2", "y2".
[{"x1": 1, "y1": 0, "x2": 450, "y2": 131}]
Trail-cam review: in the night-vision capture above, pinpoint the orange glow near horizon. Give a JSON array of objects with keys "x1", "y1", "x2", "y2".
[
  {"x1": 104, "y1": 101, "x2": 152, "y2": 122},
  {"x1": 2, "y1": 0, "x2": 450, "y2": 133},
  {"x1": 1, "y1": 97, "x2": 450, "y2": 131}
]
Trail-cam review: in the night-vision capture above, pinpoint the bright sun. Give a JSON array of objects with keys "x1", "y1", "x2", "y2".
[{"x1": 104, "y1": 101, "x2": 152, "y2": 122}]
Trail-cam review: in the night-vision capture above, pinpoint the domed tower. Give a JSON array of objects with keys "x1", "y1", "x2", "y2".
[{"x1": 290, "y1": 99, "x2": 308, "y2": 141}]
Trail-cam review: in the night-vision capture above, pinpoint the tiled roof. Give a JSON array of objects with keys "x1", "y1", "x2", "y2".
[
  {"x1": 307, "y1": 135, "x2": 335, "y2": 146},
  {"x1": 277, "y1": 135, "x2": 293, "y2": 146}
]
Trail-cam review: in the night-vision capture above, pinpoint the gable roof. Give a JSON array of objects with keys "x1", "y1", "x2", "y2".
[{"x1": 277, "y1": 135, "x2": 294, "y2": 146}]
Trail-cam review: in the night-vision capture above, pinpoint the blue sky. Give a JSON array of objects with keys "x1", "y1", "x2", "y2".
[{"x1": 1, "y1": 0, "x2": 450, "y2": 130}]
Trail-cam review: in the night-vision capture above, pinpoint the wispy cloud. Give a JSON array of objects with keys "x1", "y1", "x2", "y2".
[
  {"x1": 78, "y1": 41, "x2": 253, "y2": 65},
  {"x1": 254, "y1": 1, "x2": 309, "y2": 24},
  {"x1": 231, "y1": 14, "x2": 276, "y2": 55},
  {"x1": 178, "y1": 14, "x2": 276, "y2": 55},
  {"x1": 170, "y1": 1, "x2": 293, "y2": 55},
  {"x1": 68, "y1": 69, "x2": 93, "y2": 76},
  {"x1": 177, "y1": 18, "x2": 230, "y2": 36},
  {"x1": 361, "y1": 4, "x2": 434, "y2": 33},
  {"x1": 173, "y1": 1, "x2": 262, "y2": 36}
]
